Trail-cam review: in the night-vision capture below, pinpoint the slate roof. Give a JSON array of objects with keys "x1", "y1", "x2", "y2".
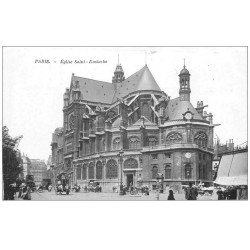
[
  {"x1": 165, "y1": 97, "x2": 203, "y2": 121},
  {"x1": 179, "y1": 66, "x2": 190, "y2": 75},
  {"x1": 72, "y1": 76, "x2": 115, "y2": 104},
  {"x1": 112, "y1": 65, "x2": 161, "y2": 102},
  {"x1": 70, "y1": 65, "x2": 162, "y2": 105}
]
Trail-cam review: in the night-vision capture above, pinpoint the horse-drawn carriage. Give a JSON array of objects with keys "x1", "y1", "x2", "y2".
[
  {"x1": 72, "y1": 184, "x2": 81, "y2": 192},
  {"x1": 84, "y1": 180, "x2": 102, "y2": 192},
  {"x1": 55, "y1": 173, "x2": 70, "y2": 195}
]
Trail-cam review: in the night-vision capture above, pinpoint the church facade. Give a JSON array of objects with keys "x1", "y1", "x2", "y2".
[{"x1": 51, "y1": 62, "x2": 215, "y2": 191}]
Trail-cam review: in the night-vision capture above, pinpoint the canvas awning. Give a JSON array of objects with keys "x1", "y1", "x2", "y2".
[
  {"x1": 214, "y1": 176, "x2": 247, "y2": 186},
  {"x1": 215, "y1": 151, "x2": 248, "y2": 186}
]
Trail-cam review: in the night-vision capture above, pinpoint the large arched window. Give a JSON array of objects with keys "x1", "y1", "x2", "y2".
[
  {"x1": 185, "y1": 164, "x2": 192, "y2": 179},
  {"x1": 106, "y1": 159, "x2": 118, "y2": 179},
  {"x1": 88, "y1": 162, "x2": 94, "y2": 179},
  {"x1": 194, "y1": 131, "x2": 208, "y2": 148},
  {"x1": 90, "y1": 139, "x2": 95, "y2": 154},
  {"x1": 124, "y1": 158, "x2": 138, "y2": 169},
  {"x1": 141, "y1": 102, "x2": 151, "y2": 119},
  {"x1": 152, "y1": 165, "x2": 158, "y2": 179},
  {"x1": 203, "y1": 164, "x2": 206, "y2": 180},
  {"x1": 199, "y1": 164, "x2": 203, "y2": 179},
  {"x1": 76, "y1": 166, "x2": 81, "y2": 180},
  {"x1": 164, "y1": 164, "x2": 171, "y2": 179},
  {"x1": 166, "y1": 132, "x2": 182, "y2": 143},
  {"x1": 147, "y1": 136, "x2": 158, "y2": 147},
  {"x1": 113, "y1": 137, "x2": 120, "y2": 150},
  {"x1": 129, "y1": 136, "x2": 140, "y2": 149},
  {"x1": 82, "y1": 164, "x2": 87, "y2": 180},
  {"x1": 96, "y1": 137, "x2": 102, "y2": 153},
  {"x1": 96, "y1": 161, "x2": 103, "y2": 180}
]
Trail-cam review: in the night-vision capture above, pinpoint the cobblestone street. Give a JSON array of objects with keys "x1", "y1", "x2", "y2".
[{"x1": 15, "y1": 190, "x2": 218, "y2": 201}]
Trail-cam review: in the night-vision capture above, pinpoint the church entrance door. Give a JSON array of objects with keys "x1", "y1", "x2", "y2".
[{"x1": 126, "y1": 174, "x2": 133, "y2": 188}]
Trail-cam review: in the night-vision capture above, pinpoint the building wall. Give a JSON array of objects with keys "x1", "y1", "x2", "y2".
[
  {"x1": 29, "y1": 159, "x2": 48, "y2": 185},
  {"x1": 51, "y1": 66, "x2": 215, "y2": 191},
  {"x1": 141, "y1": 149, "x2": 213, "y2": 189}
]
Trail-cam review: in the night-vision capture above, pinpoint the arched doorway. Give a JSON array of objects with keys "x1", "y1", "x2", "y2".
[{"x1": 123, "y1": 158, "x2": 138, "y2": 188}]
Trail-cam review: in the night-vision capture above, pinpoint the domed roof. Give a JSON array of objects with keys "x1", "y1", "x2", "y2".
[
  {"x1": 165, "y1": 97, "x2": 203, "y2": 121},
  {"x1": 114, "y1": 64, "x2": 124, "y2": 73},
  {"x1": 179, "y1": 66, "x2": 190, "y2": 75}
]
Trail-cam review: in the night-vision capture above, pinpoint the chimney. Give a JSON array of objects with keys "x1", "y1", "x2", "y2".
[{"x1": 208, "y1": 112, "x2": 213, "y2": 124}]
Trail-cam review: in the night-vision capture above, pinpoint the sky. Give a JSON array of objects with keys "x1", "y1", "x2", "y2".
[{"x1": 3, "y1": 47, "x2": 247, "y2": 161}]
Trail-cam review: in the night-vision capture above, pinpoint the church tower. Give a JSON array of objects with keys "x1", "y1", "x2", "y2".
[
  {"x1": 179, "y1": 61, "x2": 191, "y2": 101},
  {"x1": 112, "y1": 56, "x2": 125, "y2": 85}
]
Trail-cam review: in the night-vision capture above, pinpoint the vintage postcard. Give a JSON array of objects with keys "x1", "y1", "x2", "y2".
[{"x1": 2, "y1": 46, "x2": 247, "y2": 201}]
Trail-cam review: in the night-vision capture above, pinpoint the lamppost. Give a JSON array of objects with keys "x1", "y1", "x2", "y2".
[
  {"x1": 187, "y1": 170, "x2": 190, "y2": 184},
  {"x1": 117, "y1": 150, "x2": 124, "y2": 195},
  {"x1": 157, "y1": 173, "x2": 164, "y2": 193}
]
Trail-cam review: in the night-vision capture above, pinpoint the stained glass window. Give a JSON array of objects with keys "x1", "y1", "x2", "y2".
[
  {"x1": 82, "y1": 164, "x2": 87, "y2": 180},
  {"x1": 124, "y1": 158, "x2": 138, "y2": 169},
  {"x1": 199, "y1": 164, "x2": 203, "y2": 179},
  {"x1": 194, "y1": 132, "x2": 208, "y2": 148},
  {"x1": 152, "y1": 165, "x2": 158, "y2": 179},
  {"x1": 96, "y1": 161, "x2": 103, "y2": 179},
  {"x1": 164, "y1": 165, "x2": 171, "y2": 179},
  {"x1": 76, "y1": 166, "x2": 81, "y2": 180},
  {"x1": 141, "y1": 102, "x2": 151, "y2": 120},
  {"x1": 106, "y1": 159, "x2": 118, "y2": 179},
  {"x1": 88, "y1": 162, "x2": 94, "y2": 179},
  {"x1": 113, "y1": 137, "x2": 120, "y2": 150}
]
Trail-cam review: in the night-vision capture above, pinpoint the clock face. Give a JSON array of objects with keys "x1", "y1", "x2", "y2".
[
  {"x1": 185, "y1": 152, "x2": 191, "y2": 159},
  {"x1": 185, "y1": 112, "x2": 192, "y2": 120}
]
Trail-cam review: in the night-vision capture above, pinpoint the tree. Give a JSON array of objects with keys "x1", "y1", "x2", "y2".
[{"x1": 2, "y1": 126, "x2": 23, "y2": 200}]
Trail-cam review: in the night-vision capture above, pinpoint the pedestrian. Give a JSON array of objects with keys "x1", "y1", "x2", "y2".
[
  {"x1": 155, "y1": 180, "x2": 160, "y2": 200},
  {"x1": 18, "y1": 182, "x2": 24, "y2": 198},
  {"x1": 129, "y1": 182, "x2": 133, "y2": 193},
  {"x1": 156, "y1": 188, "x2": 160, "y2": 200},
  {"x1": 23, "y1": 186, "x2": 31, "y2": 200},
  {"x1": 185, "y1": 183, "x2": 192, "y2": 200},
  {"x1": 167, "y1": 189, "x2": 175, "y2": 200},
  {"x1": 228, "y1": 186, "x2": 237, "y2": 200},
  {"x1": 190, "y1": 185, "x2": 198, "y2": 200},
  {"x1": 8, "y1": 183, "x2": 16, "y2": 200},
  {"x1": 216, "y1": 188, "x2": 224, "y2": 200}
]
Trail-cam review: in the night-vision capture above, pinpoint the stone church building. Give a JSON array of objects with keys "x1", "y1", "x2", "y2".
[{"x1": 51, "y1": 62, "x2": 215, "y2": 191}]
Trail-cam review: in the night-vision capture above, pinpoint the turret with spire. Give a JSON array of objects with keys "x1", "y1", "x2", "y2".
[
  {"x1": 179, "y1": 59, "x2": 191, "y2": 101},
  {"x1": 112, "y1": 55, "x2": 125, "y2": 87}
]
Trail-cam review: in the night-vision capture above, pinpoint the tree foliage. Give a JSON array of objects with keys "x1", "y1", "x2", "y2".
[{"x1": 2, "y1": 126, "x2": 23, "y2": 200}]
